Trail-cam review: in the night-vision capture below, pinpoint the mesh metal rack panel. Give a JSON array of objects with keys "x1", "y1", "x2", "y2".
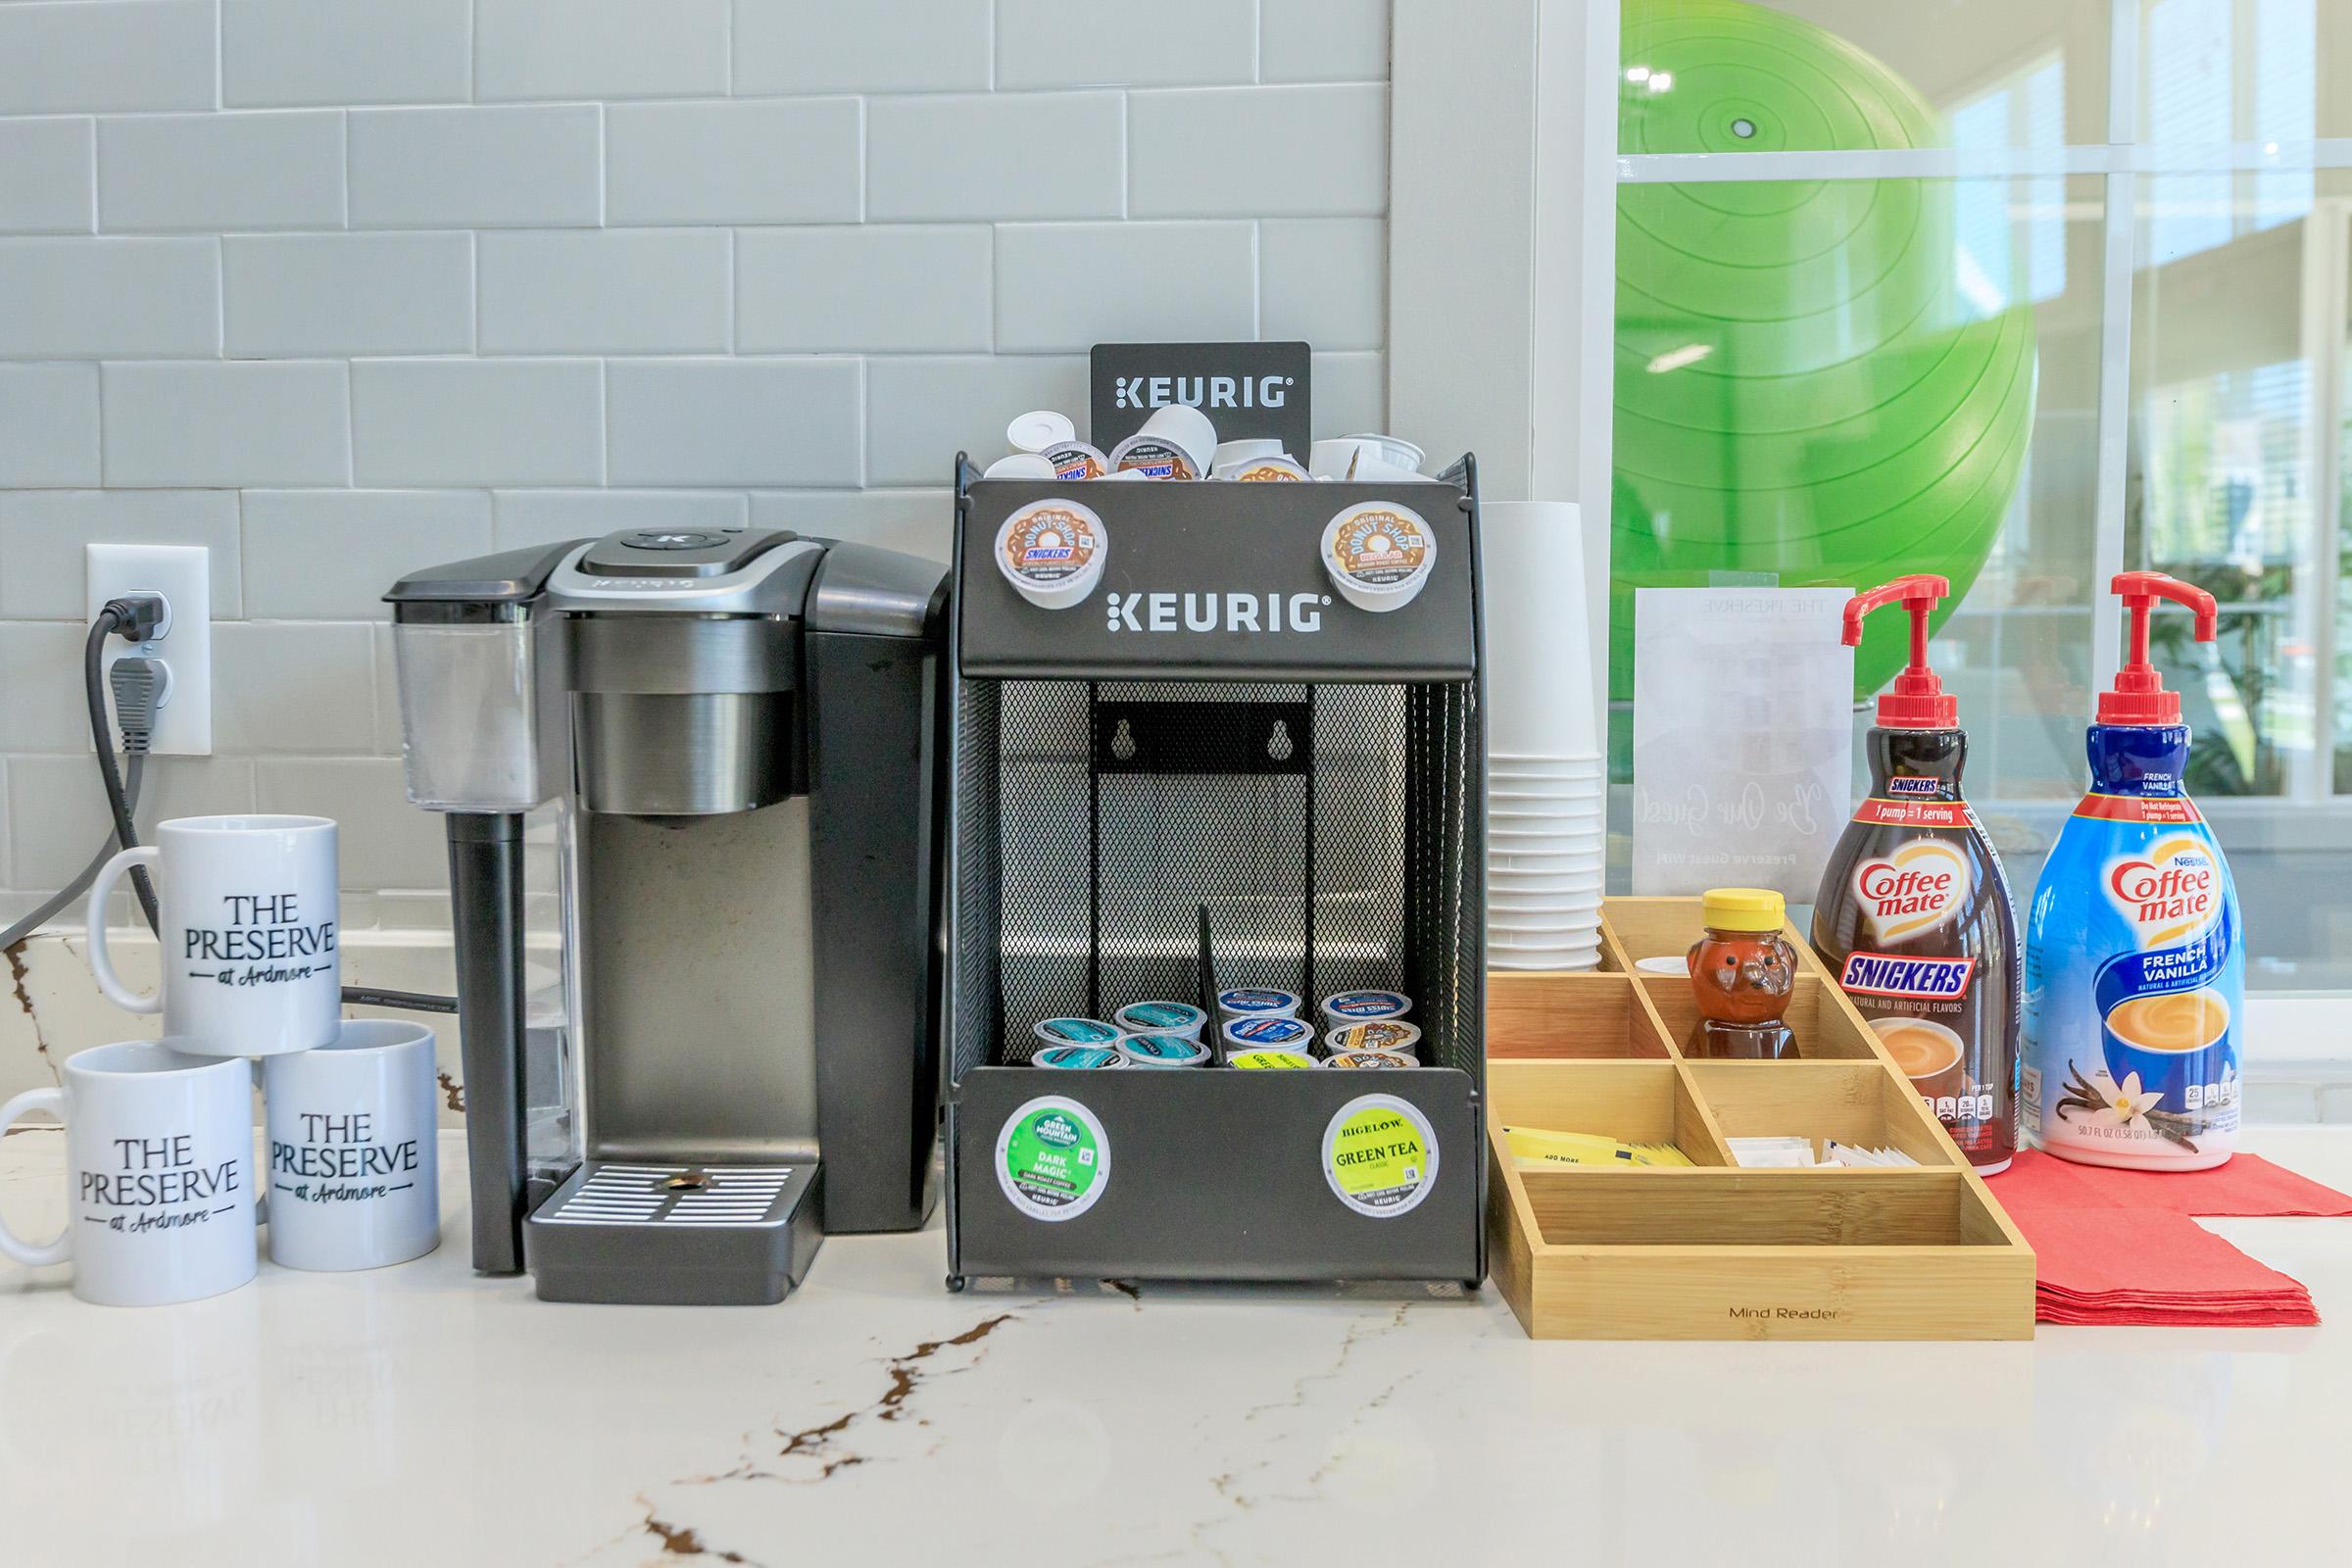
[{"x1": 956, "y1": 678, "x2": 1480, "y2": 1073}]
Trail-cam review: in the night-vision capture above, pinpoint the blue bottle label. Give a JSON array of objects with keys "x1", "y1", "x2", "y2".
[{"x1": 2026, "y1": 779, "x2": 2241, "y2": 1165}]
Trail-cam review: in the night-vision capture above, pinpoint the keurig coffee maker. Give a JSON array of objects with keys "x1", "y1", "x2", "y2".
[{"x1": 386, "y1": 526, "x2": 948, "y2": 1304}]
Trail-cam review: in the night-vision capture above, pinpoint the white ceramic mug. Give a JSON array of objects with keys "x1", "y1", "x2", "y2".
[
  {"x1": 262, "y1": 1020, "x2": 439, "y2": 1272},
  {"x1": 85, "y1": 815, "x2": 341, "y2": 1058},
  {"x1": 0, "y1": 1042, "x2": 258, "y2": 1306}
]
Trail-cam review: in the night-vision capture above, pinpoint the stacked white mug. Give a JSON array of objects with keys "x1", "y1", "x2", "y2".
[{"x1": 1482, "y1": 502, "x2": 1604, "y2": 969}]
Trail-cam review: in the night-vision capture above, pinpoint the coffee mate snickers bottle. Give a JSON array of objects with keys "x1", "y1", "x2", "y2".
[{"x1": 1812, "y1": 575, "x2": 2021, "y2": 1173}]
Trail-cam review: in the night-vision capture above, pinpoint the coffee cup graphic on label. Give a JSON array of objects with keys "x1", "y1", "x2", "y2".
[
  {"x1": 2102, "y1": 987, "x2": 2232, "y2": 1112},
  {"x1": 1870, "y1": 1015, "x2": 1964, "y2": 1102}
]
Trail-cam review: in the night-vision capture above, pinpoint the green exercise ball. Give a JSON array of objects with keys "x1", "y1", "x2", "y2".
[{"x1": 1610, "y1": 0, "x2": 2036, "y2": 705}]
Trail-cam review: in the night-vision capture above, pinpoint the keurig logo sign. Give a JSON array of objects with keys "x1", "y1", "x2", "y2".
[
  {"x1": 183, "y1": 892, "x2": 337, "y2": 989},
  {"x1": 1091, "y1": 341, "x2": 1311, "y2": 459},
  {"x1": 1104, "y1": 591, "x2": 1329, "y2": 634},
  {"x1": 1113, "y1": 374, "x2": 1293, "y2": 411}
]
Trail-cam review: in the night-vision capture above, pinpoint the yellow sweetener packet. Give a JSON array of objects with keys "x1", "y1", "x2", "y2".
[{"x1": 1502, "y1": 1125, "x2": 1693, "y2": 1168}]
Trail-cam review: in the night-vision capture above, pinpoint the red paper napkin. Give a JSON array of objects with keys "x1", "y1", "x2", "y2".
[
  {"x1": 1997, "y1": 1151, "x2": 2352, "y2": 1219},
  {"x1": 1986, "y1": 1152, "x2": 2351, "y2": 1328}
]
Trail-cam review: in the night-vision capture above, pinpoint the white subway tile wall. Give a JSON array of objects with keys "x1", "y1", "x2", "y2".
[{"x1": 0, "y1": 0, "x2": 1393, "y2": 923}]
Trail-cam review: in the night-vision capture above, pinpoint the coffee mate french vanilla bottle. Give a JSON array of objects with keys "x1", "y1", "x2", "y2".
[
  {"x1": 2024, "y1": 572, "x2": 2240, "y2": 1171},
  {"x1": 1813, "y1": 576, "x2": 2021, "y2": 1173}
]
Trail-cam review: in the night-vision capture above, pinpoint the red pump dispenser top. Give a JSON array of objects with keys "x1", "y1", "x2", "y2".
[
  {"x1": 1843, "y1": 574, "x2": 1955, "y2": 729},
  {"x1": 2098, "y1": 570, "x2": 2219, "y2": 725}
]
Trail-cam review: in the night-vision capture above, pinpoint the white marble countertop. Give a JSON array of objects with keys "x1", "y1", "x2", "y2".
[{"x1": 4, "y1": 1127, "x2": 2350, "y2": 1566}]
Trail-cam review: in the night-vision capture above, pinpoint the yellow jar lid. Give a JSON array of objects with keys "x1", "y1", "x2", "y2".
[{"x1": 1701, "y1": 887, "x2": 1785, "y2": 932}]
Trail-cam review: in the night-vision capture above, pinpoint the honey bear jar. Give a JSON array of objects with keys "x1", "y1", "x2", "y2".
[{"x1": 1687, "y1": 888, "x2": 1798, "y2": 1060}]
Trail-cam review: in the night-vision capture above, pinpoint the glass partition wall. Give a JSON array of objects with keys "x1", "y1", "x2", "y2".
[{"x1": 1598, "y1": 0, "x2": 2352, "y2": 990}]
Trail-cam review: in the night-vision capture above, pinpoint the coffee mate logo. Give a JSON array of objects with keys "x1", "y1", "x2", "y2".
[
  {"x1": 1852, "y1": 839, "x2": 1971, "y2": 943},
  {"x1": 2105, "y1": 835, "x2": 2220, "y2": 947}
]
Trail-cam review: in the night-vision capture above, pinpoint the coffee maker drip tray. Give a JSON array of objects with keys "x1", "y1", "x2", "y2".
[{"x1": 524, "y1": 1159, "x2": 824, "y2": 1305}]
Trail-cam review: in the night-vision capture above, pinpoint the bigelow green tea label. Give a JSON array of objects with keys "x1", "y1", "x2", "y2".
[
  {"x1": 1322, "y1": 1094, "x2": 1439, "y2": 1218},
  {"x1": 996, "y1": 1097, "x2": 1109, "y2": 1221}
]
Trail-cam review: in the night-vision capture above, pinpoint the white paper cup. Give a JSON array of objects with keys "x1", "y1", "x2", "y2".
[
  {"x1": 1492, "y1": 762, "x2": 1605, "y2": 779},
  {"x1": 1495, "y1": 879, "x2": 1608, "y2": 903},
  {"x1": 1042, "y1": 439, "x2": 1110, "y2": 480},
  {"x1": 1491, "y1": 949, "x2": 1602, "y2": 972},
  {"x1": 1120, "y1": 404, "x2": 1216, "y2": 475},
  {"x1": 1482, "y1": 501, "x2": 1597, "y2": 758},
  {"x1": 1491, "y1": 919, "x2": 1604, "y2": 942},
  {"x1": 1491, "y1": 805, "x2": 1604, "y2": 824},
  {"x1": 1007, "y1": 411, "x2": 1076, "y2": 454},
  {"x1": 1491, "y1": 828, "x2": 1603, "y2": 855},
  {"x1": 1323, "y1": 501, "x2": 1436, "y2": 612},
  {"x1": 996, "y1": 498, "x2": 1107, "y2": 610},
  {"x1": 1489, "y1": 890, "x2": 1603, "y2": 914},
  {"x1": 984, "y1": 452, "x2": 1057, "y2": 479}
]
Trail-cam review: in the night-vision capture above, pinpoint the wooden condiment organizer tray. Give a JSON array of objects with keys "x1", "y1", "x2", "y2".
[{"x1": 1488, "y1": 897, "x2": 2034, "y2": 1340}]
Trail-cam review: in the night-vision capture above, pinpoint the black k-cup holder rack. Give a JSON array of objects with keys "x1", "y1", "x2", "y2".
[{"x1": 943, "y1": 453, "x2": 1487, "y2": 1288}]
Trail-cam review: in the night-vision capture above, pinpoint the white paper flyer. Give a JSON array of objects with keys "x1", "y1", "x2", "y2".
[{"x1": 1631, "y1": 586, "x2": 1855, "y2": 899}]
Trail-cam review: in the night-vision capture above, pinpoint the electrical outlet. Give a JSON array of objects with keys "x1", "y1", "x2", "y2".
[{"x1": 86, "y1": 543, "x2": 212, "y2": 756}]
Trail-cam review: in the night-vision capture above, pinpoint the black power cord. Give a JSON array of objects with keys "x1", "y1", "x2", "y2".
[
  {"x1": 56, "y1": 599, "x2": 460, "y2": 1016},
  {"x1": 84, "y1": 602, "x2": 163, "y2": 932}
]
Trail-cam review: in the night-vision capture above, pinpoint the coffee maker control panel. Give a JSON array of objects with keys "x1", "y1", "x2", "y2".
[{"x1": 576, "y1": 527, "x2": 789, "y2": 580}]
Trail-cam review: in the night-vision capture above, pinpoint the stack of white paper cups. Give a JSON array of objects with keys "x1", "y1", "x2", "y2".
[{"x1": 1481, "y1": 501, "x2": 1602, "y2": 969}]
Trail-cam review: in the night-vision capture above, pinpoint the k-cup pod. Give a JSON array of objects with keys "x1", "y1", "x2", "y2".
[
  {"x1": 1325, "y1": 1019, "x2": 1422, "y2": 1058},
  {"x1": 997, "y1": 498, "x2": 1107, "y2": 610},
  {"x1": 1343, "y1": 432, "x2": 1426, "y2": 473},
  {"x1": 1113, "y1": 1001, "x2": 1207, "y2": 1040},
  {"x1": 1042, "y1": 439, "x2": 1109, "y2": 481},
  {"x1": 1635, "y1": 955, "x2": 1692, "y2": 976},
  {"x1": 1103, "y1": 466, "x2": 1155, "y2": 481},
  {"x1": 1108, "y1": 432, "x2": 1201, "y2": 481},
  {"x1": 1226, "y1": 1048, "x2": 1316, "y2": 1070},
  {"x1": 1215, "y1": 987, "x2": 1301, "y2": 1026},
  {"x1": 1210, "y1": 438, "x2": 1286, "y2": 468},
  {"x1": 1007, "y1": 410, "x2": 1077, "y2": 454},
  {"x1": 1219, "y1": 1015, "x2": 1315, "y2": 1055},
  {"x1": 1116, "y1": 1032, "x2": 1211, "y2": 1068},
  {"x1": 984, "y1": 452, "x2": 1057, "y2": 479},
  {"x1": 1034, "y1": 1044, "x2": 1127, "y2": 1069},
  {"x1": 1033, "y1": 1016, "x2": 1123, "y2": 1050},
  {"x1": 1122, "y1": 403, "x2": 1216, "y2": 473},
  {"x1": 1320, "y1": 989, "x2": 1412, "y2": 1028},
  {"x1": 1322, "y1": 1050, "x2": 1417, "y2": 1069},
  {"x1": 1215, "y1": 456, "x2": 1310, "y2": 482},
  {"x1": 1323, "y1": 502, "x2": 1435, "y2": 612}
]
